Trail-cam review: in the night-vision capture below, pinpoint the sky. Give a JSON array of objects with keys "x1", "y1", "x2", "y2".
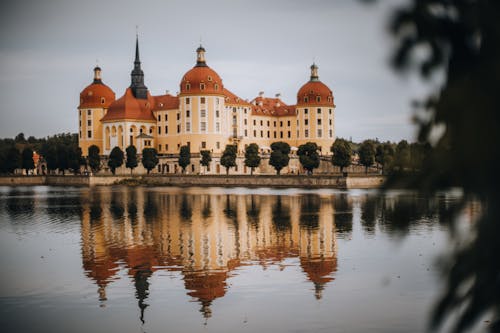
[{"x1": 0, "y1": 0, "x2": 439, "y2": 142}]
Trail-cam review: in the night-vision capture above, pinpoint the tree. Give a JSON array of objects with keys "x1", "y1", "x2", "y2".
[
  {"x1": 178, "y1": 145, "x2": 191, "y2": 173},
  {"x1": 269, "y1": 142, "x2": 290, "y2": 175},
  {"x1": 244, "y1": 143, "x2": 261, "y2": 175},
  {"x1": 368, "y1": 1, "x2": 500, "y2": 331},
  {"x1": 220, "y1": 145, "x2": 237, "y2": 175},
  {"x1": 358, "y1": 140, "x2": 376, "y2": 174},
  {"x1": 5, "y1": 146, "x2": 21, "y2": 174},
  {"x1": 21, "y1": 147, "x2": 35, "y2": 175},
  {"x1": 45, "y1": 145, "x2": 58, "y2": 174},
  {"x1": 393, "y1": 140, "x2": 410, "y2": 173},
  {"x1": 88, "y1": 145, "x2": 101, "y2": 174},
  {"x1": 297, "y1": 142, "x2": 320, "y2": 175},
  {"x1": 375, "y1": 142, "x2": 395, "y2": 175},
  {"x1": 68, "y1": 146, "x2": 83, "y2": 175},
  {"x1": 125, "y1": 145, "x2": 138, "y2": 175},
  {"x1": 14, "y1": 132, "x2": 26, "y2": 143},
  {"x1": 56, "y1": 145, "x2": 69, "y2": 175},
  {"x1": 331, "y1": 138, "x2": 352, "y2": 173},
  {"x1": 141, "y1": 148, "x2": 158, "y2": 174},
  {"x1": 108, "y1": 146, "x2": 124, "y2": 175},
  {"x1": 200, "y1": 150, "x2": 212, "y2": 174}
]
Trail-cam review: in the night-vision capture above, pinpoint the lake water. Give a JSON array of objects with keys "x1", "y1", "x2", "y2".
[{"x1": 0, "y1": 186, "x2": 468, "y2": 332}]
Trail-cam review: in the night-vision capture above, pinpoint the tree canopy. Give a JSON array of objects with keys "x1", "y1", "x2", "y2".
[
  {"x1": 178, "y1": 145, "x2": 191, "y2": 173},
  {"x1": 220, "y1": 145, "x2": 237, "y2": 175},
  {"x1": 297, "y1": 142, "x2": 320, "y2": 174},
  {"x1": 269, "y1": 141, "x2": 290, "y2": 175},
  {"x1": 200, "y1": 150, "x2": 212, "y2": 173},
  {"x1": 244, "y1": 143, "x2": 261, "y2": 175},
  {"x1": 125, "y1": 145, "x2": 138, "y2": 175},
  {"x1": 358, "y1": 140, "x2": 376, "y2": 174},
  {"x1": 331, "y1": 138, "x2": 352, "y2": 173},
  {"x1": 108, "y1": 147, "x2": 124, "y2": 175},
  {"x1": 88, "y1": 145, "x2": 101, "y2": 174},
  {"x1": 141, "y1": 148, "x2": 158, "y2": 174},
  {"x1": 21, "y1": 147, "x2": 35, "y2": 175}
]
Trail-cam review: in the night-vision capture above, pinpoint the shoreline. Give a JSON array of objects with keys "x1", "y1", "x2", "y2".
[{"x1": 0, "y1": 174, "x2": 384, "y2": 189}]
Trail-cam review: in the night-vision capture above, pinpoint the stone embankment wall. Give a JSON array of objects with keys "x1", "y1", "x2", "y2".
[{"x1": 0, "y1": 175, "x2": 385, "y2": 189}]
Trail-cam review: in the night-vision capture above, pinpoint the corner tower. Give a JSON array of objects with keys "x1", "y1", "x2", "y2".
[{"x1": 296, "y1": 63, "x2": 335, "y2": 154}]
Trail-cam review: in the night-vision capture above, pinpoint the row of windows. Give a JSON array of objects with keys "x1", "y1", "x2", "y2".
[
  {"x1": 302, "y1": 96, "x2": 333, "y2": 103},
  {"x1": 185, "y1": 83, "x2": 219, "y2": 91}
]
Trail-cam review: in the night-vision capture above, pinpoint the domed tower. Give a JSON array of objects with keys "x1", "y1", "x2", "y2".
[
  {"x1": 296, "y1": 63, "x2": 335, "y2": 154},
  {"x1": 78, "y1": 66, "x2": 115, "y2": 156},
  {"x1": 178, "y1": 45, "x2": 227, "y2": 154}
]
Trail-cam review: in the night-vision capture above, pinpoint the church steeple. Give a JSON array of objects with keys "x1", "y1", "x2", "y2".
[{"x1": 130, "y1": 35, "x2": 148, "y2": 99}]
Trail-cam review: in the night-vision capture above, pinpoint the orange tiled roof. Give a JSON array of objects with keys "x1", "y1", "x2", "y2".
[
  {"x1": 180, "y1": 66, "x2": 224, "y2": 95},
  {"x1": 79, "y1": 82, "x2": 115, "y2": 108},
  {"x1": 101, "y1": 88, "x2": 156, "y2": 122},
  {"x1": 153, "y1": 94, "x2": 179, "y2": 111},
  {"x1": 223, "y1": 88, "x2": 253, "y2": 106},
  {"x1": 296, "y1": 81, "x2": 335, "y2": 107},
  {"x1": 250, "y1": 95, "x2": 296, "y2": 117}
]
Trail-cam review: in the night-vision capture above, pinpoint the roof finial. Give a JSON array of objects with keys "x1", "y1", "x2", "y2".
[
  {"x1": 310, "y1": 62, "x2": 319, "y2": 81},
  {"x1": 195, "y1": 43, "x2": 207, "y2": 67}
]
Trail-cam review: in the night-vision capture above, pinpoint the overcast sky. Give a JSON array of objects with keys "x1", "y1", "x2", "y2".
[{"x1": 0, "y1": 0, "x2": 439, "y2": 142}]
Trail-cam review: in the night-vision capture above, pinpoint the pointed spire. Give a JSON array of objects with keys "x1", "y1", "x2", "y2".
[
  {"x1": 310, "y1": 63, "x2": 319, "y2": 82},
  {"x1": 195, "y1": 44, "x2": 207, "y2": 67},
  {"x1": 130, "y1": 33, "x2": 148, "y2": 99}
]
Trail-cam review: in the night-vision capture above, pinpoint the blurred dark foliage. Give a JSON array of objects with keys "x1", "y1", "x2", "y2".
[{"x1": 364, "y1": 0, "x2": 500, "y2": 331}]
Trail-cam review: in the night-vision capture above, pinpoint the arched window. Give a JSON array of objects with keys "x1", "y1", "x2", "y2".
[
  {"x1": 200, "y1": 83, "x2": 205, "y2": 90},
  {"x1": 101, "y1": 97, "x2": 105, "y2": 104},
  {"x1": 304, "y1": 97, "x2": 308, "y2": 103},
  {"x1": 186, "y1": 83, "x2": 191, "y2": 91}
]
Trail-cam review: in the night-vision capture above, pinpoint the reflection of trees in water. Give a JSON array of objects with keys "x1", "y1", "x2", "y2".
[
  {"x1": 201, "y1": 194, "x2": 211, "y2": 219},
  {"x1": 89, "y1": 190, "x2": 102, "y2": 222},
  {"x1": 300, "y1": 195, "x2": 320, "y2": 229},
  {"x1": 272, "y1": 196, "x2": 291, "y2": 232},
  {"x1": 109, "y1": 190, "x2": 124, "y2": 220},
  {"x1": 179, "y1": 194, "x2": 192, "y2": 222},
  {"x1": 360, "y1": 195, "x2": 377, "y2": 235},
  {"x1": 127, "y1": 189, "x2": 138, "y2": 223},
  {"x1": 4, "y1": 189, "x2": 35, "y2": 218},
  {"x1": 46, "y1": 190, "x2": 83, "y2": 222},
  {"x1": 333, "y1": 194, "x2": 352, "y2": 237},
  {"x1": 246, "y1": 195, "x2": 260, "y2": 229},
  {"x1": 133, "y1": 268, "x2": 152, "y2": 324},
  {"x1": 223, "y1": 195, "x2": 238, "y2": 225},
  {"x1": 144, "y1": 191, "x2": 158, "y2": 223}
]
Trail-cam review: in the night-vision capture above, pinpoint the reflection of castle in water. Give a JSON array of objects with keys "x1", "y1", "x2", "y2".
[{"x1": 80, "y1": 188, "x2": 339, "y2": 321}]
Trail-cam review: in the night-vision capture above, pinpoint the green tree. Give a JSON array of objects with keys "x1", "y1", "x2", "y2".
[
  {"x1": 375, "y1": 142, "x2": 395, "y2": 175},
  {"x1": 5, "y1": 146, "x2": 21, "y2": 174},
  {"x1": 220, "y1": 145, "x2": 237, "y2": 175},
  {"x1": 68, "y1": 146, "x2": 83, "y2": 175},
  {"x1": 21, "y1": 147, "x2": 35, "y2": 175},
  {"x1": 14, "y1": 132, "x2": 26, "y2": 143},
  {"x1": 358, "y1": 140, "x2": 376, "y2": 174},
  {"x1": 178, "y1": 145, "x2": 191, "y2": 173},
  {"x1": 200, "y1": 150, "x2": 212, "y2": 174},
  {"x1": 88, "y1": 145, "x2": 101, "y2": 174},
  {"x1": 56, "y1": 145, "x2": 69, "y2": 175},
  {"x1": 108, "y1": 146, "x2": 124, "y2": 175},
  {"x1": 269, "y1": 142, "x2": 291, "y2": 175},
  {"x1": 393, "y1": 140, "x2": 410, "y2": 173},
  {"x1": 244, "y1": 143, "x2": 261, "y2": 175},
  {"x1": 125, "y1": 145, "x2": 138, "y2": 175},
  {"x1": 331, "y1": 138, "x2": 352, "y2": 173},
  {"x1": 45, "y1": 145, "x2": 58, "y2": 174},
  {"x1": 297, "y1": 142, "x2": 320, "y2": 175},
  {"x1": 142, "y1": 148, "x2": 159, "y2": 174}
]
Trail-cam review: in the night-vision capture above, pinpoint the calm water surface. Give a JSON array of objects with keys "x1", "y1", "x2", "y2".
[{"x1": 0, "y1": 186, "x2": 465, "y2": 332}]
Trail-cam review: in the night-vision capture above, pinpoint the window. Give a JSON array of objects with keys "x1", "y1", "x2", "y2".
[
  {"x1": 79, "y1": 120, "x2": 81, "y2": 127},
  {"x1": 79, "y1": 111, "x2": 82, "y2": 118},
  {"x1": 101, "y1": 98, "x2": 105, "y2": 104},
  {"x1": 208, "y1": 76, "x2": 212, "y2": 81},
  {"x1": 260, "y1": 120, "x2": 263, "y2": 126},
  {"x1": 216, "y1": 122, "x2": 220, "y2": 132},
  {"x1": 79, "y1": 131, "x2": 81, "y2": 138},
  {"x1": 216, "y1": 142, "x2": 220, "y2": 149},
  {"x1": 186, "y1": 97, "x2": 190, "y2": 105},
  {"x1": 216, "y1": 110, "x2": 220, "y2": 118},
  {"x1": 305, "y1": 129, "x2": 309, "y2": 138},
  {"x1": 87, "y1": 110, "x2": 91, "y2": 116},
  {"x1": 280, "y1": 131, "x2": 283, "y2": 138},
  {"x1": 267, "y1": 131, "x2": 270, "y2": 138},
  {"x1": 200, "y1": 83, "x2": 205, "y2": 90},
  {"x1": 253, "y1": 130, "x2": 257, "y2": 137},
  {"x1": 329, "y1": 109, "x2": 332, "y2": 115},
  {"x1": 305, "y1": 119, "x2": 309, "y2": 125},
  {"x1": 87, "y1": 119, "x2": 92, "y2": 126},
  {"x1": 316, "y1": 96, "x2": 321, "y2": 102},
  {"x1": 304, "y1": 109, "x2": 309, "y2": 115},
  {"x1": 191, "y1": 164, "x2": 195, "y2": 172},
  {"x1": 130, "y1": 128, "x2": 133, "y2": 133},
  {"x1": 149, "y1": 128, "x2": 153, "y2": 134},
  {"x1": 158, "y1": 115, "x2": 161, "y2": 121},
  {"x1": 267, "y1": 121, "x2": 270, "y2": 126},
  {"x1": 201, "y1": 141, "x2": 206, "y2": 149},
  {"x1": 317, "y1": 108, "x2": 321, "y2": 114},
  {"x1": 166, "y1": 144, "x2": 169, "y2": 151},
  {"x1": 158, "y1": 127, "x2": 161, "y2": 134},
  {"x1": 304, "y1": 97, "x2": 308, "y2": 103},
  {"x1": 329, "y1": 119, "x2": 332, "y2": 125},
  {"x1": 88, "y1": 130, "x2": 92, "y2": 138},
  {"x1": 244, "y1": 108, "x2": 247, "y2": 114},
  {"x1": 233, "y1": 107, "x2": 237, "y2": 113},
  {"x1": 201, "y1": 109, "x2": 206, "y2": 118},
  {"x1": 140, "y1": 128, "x2": 143, "y2": 133},
  {"x1": 186, "y1": 122, "x2": 191, "y2": 132},
  {"x1": 274, "y1": 121, "x2": 277, "y2": 127},
  {"x1": 177, "y1": 124, "x2": 180, "y2": 133},
  {"x1": 216, "y1": 98, "x2": 219, "y2": 105},
  {"x1": 318, "y1": 129, "x2": 322, "y2": 137},
  {"x1": 159, "y1": 144, "x2": 162, "y2": 151},
  {"x1": 233, "y1": 128, "x2": 238, "y2": 137},
  {"x1": 260, "y1": 130, "x2": 263, "y2": 137},
  {"x1": 287, "y1": 131, "x2": 291, "y2": 138},
  {"x1": 329, "y1": 129, "x2": 333, "y2": 138},
  {"x1": 253, "y1": 119, "x2": 256, "y2": 126},
  {"x1": 244, "y1": 129, "x2": 248, "y2": 136},
  {"x1": 274, "y1": 131, "x2": 277, "y2": 138},
  {"x1": 177, "y1": 113, "x2": 180, "y2": 120},
  {"x1": 186, "y1": 83, "x2": 190, "y2": 91},
  {"x1": 287, "y1": 120, "x2": 290, "y2": 126},
  {"x1": 165, "y1": 126, "x2": 168, "y2": 133},
  {"x1": 244, "y1": 119, "x2": 247, "y2": 125},
  {"x1": 165, "y1": 114, "x2": 168, "y2": 121},
  {"x1": 200, "y1": 97, "x2": 206, "y2": 104},
  {"x1": 317, "y1": 119, "x2": 322, "y2": 125},
  {"x1": 280, "y1": 121, "x2": 283, "y2": 127},
  {"x1": 201, "y1": 122, "x2": 206, "y2": 132},
  {"x1": 232, "y1": 116, "x2": 237, "y2": 125},
  {"x1": 186, "y1": 110, "x2": 190, "y2": 117}
]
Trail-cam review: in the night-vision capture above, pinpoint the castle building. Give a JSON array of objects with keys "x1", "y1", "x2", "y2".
[{"x1": 78, "y1": 37, "x2": 336, "y2": 174}]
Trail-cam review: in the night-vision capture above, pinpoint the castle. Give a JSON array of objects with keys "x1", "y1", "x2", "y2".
[{"x1": 78, "y1": 37, "x2": 336, "y2": 174}]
